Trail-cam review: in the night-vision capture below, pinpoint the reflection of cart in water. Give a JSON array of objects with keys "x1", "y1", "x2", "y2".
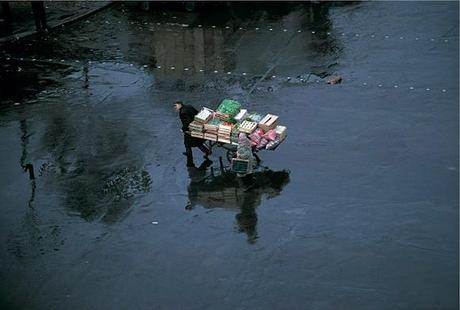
[{"x1": 187, "y1": 163, "x2": 290, "y2": 243}]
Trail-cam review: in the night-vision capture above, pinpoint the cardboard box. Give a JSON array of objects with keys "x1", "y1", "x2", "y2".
[
  {"x1": 275, "y1": 125, "x2": 287, "y2": 140},
  {"x1": 234, "y1": 109, "x2": 248, "y2": 122},
  {"x1": 194, "y1": 108, "x2": 213, "y2": 123}
]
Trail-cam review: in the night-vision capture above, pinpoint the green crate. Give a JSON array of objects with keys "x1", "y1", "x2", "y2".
[{"x1": 231, "y1": 158, "x2": 250, "y2": 173}]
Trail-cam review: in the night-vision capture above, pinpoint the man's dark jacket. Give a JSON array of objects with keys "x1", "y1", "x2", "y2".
[{"x1": 180, "y1": 104, "x2": 204, "y2": 148}]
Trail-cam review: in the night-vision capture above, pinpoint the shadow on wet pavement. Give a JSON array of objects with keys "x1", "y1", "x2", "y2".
[{"x1": 187, "y1": 160, "x2": 290, "y2": 244}]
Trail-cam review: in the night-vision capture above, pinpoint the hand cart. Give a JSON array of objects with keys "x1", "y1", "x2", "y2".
[{"x1": 203, "y1": 140, "x2": 262, "y2": 165}]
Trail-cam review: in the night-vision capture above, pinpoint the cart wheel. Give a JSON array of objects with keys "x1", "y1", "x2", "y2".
[{"x1": 226, "y1": 149, "x2": 236, "y2": 163}]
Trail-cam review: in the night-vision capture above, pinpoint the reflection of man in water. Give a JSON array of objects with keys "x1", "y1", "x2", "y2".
[
  {"x1": 235, "y1": 175, "x2": 260, "y2": 244},
  {"x1": 174, "y1": 101, "x2": 210, "y2": 167},
  {"x1": 187, "y1": 167, "x2": 290, "y2": 244}
]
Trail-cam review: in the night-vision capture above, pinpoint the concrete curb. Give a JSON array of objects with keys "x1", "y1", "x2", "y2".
[{"x1": 0, "y1": 1, "x2": 113, "y2": 45}]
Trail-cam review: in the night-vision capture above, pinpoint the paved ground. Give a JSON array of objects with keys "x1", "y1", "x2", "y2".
[
  {"x1": 0, "y1": 1, "x2": 110, "y2": 39},
  {"x1": 0, "y1": 2, "x2": 458, "y2": 309}
]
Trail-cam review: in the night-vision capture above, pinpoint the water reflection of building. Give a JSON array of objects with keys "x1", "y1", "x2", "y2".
[
  {"x1": 151, "y1": 24, "x2": 227, "y2": 80},
  {"x1": 122, "y1": 2, "x2": 343, "y2": 86},
  {"x1": 187, "y1": 162, "x2": 290, "y2": 244}
]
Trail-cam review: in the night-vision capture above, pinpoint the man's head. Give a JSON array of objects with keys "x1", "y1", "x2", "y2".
[{"x1": 174, "y1": 101, "x2": 184, "y2": 111}]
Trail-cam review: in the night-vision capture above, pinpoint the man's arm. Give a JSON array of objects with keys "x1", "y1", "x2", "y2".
[{"x1": 180, "y1": 111, "x2": 194, "y2": 132}]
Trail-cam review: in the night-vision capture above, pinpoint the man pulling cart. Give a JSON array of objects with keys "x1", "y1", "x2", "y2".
[{"x1": 174, "y1": 101, "x2": 211, "y2": 167}]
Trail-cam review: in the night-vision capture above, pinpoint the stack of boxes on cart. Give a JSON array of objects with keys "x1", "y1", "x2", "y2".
[
  {"x1": 217, "y1": 124, "x2": 232, "y2": 144},
  {"x1": 189, "y1": 121, "x2": 204, "y2": 139},
  {"x1": 203, "y1": 118, "x2": 220, "y2": 141},
  {"x1": 188, "y1": 99, "x2": 287, "y2": 150},
  {"x1": 189, "y1": 108, "x2": 212, "y2": 139}
]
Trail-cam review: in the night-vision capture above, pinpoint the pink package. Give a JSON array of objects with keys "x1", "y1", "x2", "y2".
[
  {"x1": 263, "y1": 129, "x2": 277, "y2": 141},
  {"x1": 249, "y1": 128, "x2": 264, "y2": 144}
]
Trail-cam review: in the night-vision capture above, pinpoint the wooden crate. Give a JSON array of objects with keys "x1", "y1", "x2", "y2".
[
  {"x1": 191, "y1": 132, "x2": 204, "y2": 139},
  {"x1": 239, "y1": 120, "x2": 258, "y2": 134},
  {"x1": 204, "y1": 133, "x2": 218, "y2": 141},
  {"x1": 217, "y1": 137, "x2": 231, "y2": 144},
  {"x1": 215, "y1": 111, "x2": 230, "y2": 121},
  {"x1": 259, "y1": 114, "x2": 279, "y2": 132}
]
